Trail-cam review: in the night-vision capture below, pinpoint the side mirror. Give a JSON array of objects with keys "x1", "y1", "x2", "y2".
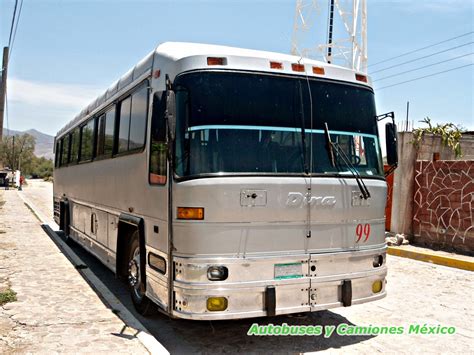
[
  {"x1": 165, "y1": 90, "x2": 176, "y2": 141},
  {"x1": 385, "y1": 122, "x2": 398, "y2": 167}
]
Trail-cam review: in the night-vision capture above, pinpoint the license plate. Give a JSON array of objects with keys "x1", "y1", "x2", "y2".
[{"x1": 274, "y1": 263, "x2": 303, "y2": 280}]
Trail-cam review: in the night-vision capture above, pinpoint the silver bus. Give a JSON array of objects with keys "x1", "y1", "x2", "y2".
[{"x1": 54, "y1": 42, "x2": 398, "y2": 320}]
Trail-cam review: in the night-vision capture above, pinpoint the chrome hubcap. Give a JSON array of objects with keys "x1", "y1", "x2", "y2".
[
  {"x1": 128, "y1": 247, "x2": 143, "y2": 300},
  {"x1": 128, "y1": 259, "x2": 139, "y2": 287}
]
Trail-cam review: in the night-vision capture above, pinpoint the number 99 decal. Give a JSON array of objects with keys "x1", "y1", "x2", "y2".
[{"x1": 356, "y1": 223, "x2": 371, "y2": 242}]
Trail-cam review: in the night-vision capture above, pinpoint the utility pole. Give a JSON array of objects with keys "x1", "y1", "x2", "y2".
[
  {"x1": 0, "y1": 47, "x2": 9, "y2": 141},
  {"x1": 12, "y1": 135, "x2": 15, "y2": 170},
  {"x1": 405, "y1": 101, "x2": 410, "y2": 132}
]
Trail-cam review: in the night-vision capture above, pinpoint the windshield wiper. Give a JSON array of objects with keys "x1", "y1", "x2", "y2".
[{"x1": 323, "y1": 122, "x2": 371, "y2": 200}]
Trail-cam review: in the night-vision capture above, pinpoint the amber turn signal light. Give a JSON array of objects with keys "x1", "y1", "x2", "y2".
[{"x1": 177, "y1": 207, "x2": 204, "y2": 220}]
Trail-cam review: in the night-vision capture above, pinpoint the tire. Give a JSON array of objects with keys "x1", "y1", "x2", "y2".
[
  {"x1": 127, "y1": 232, "x2": 157, "y2": 316},
  {"x1": 59, "y1": 201, "x2": 71, "y2": 244}
]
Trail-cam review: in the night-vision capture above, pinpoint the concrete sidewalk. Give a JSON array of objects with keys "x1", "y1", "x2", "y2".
[
  {"x1": 388, "y1": 244, "x2": 474, "y2": 271},
  {"x1": 0, "y1": 190, "x2": 149, "y2": 353}
]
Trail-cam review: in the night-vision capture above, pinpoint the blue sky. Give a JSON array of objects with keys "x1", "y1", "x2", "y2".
[{"x1": 1, "y1": 0, "x2": 473, "y2": 136}]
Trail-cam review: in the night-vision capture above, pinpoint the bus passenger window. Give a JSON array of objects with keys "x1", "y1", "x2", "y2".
[
  {"x1": 55, "y1": 141, "x2": 61, "y2": 167},
  {"x1": 61, "y1": 135, "x2": 70, "y2": 166},
  {"x1": 104, "y1": 108, "x2": 115, "y2": 156},
  {"x1": 149, "y1": 92, "x2": 167, "y2": 185},
  {"x1": 118, "y1": 97, "x2": 131, "y2": 153},
  {"x1": 70, "y1": 128, "x2": 80, "y2": 164},
  {"x1": 96, "y1": 114, "x2": 106, "y2": 157},
  {"x1": 80, "y1": 119, "x2": 95, "y2": 161},
  {"x1": 129, "y1": 84, "x2": 148, "y2": 150}
]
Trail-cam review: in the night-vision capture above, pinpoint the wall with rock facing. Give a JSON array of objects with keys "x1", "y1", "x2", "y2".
[
  {"x1": 390, "y1": 132, "x2": 474, "y2": 236},
  {"x1": 412, "y1": 160, "x2": 474, "y2": 255}
]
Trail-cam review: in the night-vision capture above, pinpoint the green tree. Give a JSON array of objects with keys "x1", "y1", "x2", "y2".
[
  {"x1": 0, "y1": 134, "x2": 36, "y2": 171},
  {"x1": 26, "y1": 156, "x2": 53, "y2": 178}
]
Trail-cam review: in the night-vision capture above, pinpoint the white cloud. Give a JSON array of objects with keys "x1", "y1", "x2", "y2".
[
  {"x1": 8, "y1": 78, "x2": 103, "y2": 109},
  {"x1": 5, "y1": 78, "x2": 105, "y2": 135}
]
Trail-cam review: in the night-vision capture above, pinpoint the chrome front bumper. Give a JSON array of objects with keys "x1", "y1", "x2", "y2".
[{"x1": 171, "y1": 247, "x2": 387, "y2": 320}]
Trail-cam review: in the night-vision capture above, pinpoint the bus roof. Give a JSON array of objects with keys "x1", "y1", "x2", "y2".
[{"x1": 56, "y1": 42, "x2": 371, "y2": 138}]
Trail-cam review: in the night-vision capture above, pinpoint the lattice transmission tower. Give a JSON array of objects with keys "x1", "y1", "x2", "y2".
[{"x1": 291, "y1": 0, "x2": 367, "y2": 73}]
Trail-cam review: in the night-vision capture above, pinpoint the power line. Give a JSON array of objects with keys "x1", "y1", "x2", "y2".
[
  {"x1": 375, "y1": 64, "x2": 473, "y2": 90},
  {"x1": 370, "y1": 42, "x2": 473, "y2": 74},
  {"x1": 8, "y1": 0, "x2": 19, "y2": 47},
  {"x1": 368, "y1": 31, "x2": 474, "y2": 68},
  {"x1": 9, "y1": 0, "x2": 24, "y2": 59},
  {"x1": 372, "y1": 52, "x2": 473, "y2": 82}
]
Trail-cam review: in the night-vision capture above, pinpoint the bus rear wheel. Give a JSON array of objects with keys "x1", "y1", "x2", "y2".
[{"x1": 127, "y1": 233, "x2": 157, "y2": 316}]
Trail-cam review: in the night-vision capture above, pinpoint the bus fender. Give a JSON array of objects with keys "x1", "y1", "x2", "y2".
[{"x1": 116, "y1": 213, "x2": 146, "y2": 287}]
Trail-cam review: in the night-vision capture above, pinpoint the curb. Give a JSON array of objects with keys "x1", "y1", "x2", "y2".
[
  {"x1": 18, "y1": 191, "x2": 170, "y2": 355},
  {"x1": 387, "y1": 246, "x2": 474, "y2": 272}
]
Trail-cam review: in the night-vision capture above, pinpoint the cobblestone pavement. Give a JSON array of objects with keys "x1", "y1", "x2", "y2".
[
  {"x1": 14, "y1": 180, "x2": 474, "y2": 353},
  {"x1": 0, "y1": 188, "x2": 148, "y2": 354}
]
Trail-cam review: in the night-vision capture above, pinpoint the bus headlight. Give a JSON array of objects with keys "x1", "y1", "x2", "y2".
[
  {"x1": 207, "y1": 266, "x2": 228, "y2": 281},
  {"x1": 207, "y1": 297, "x2": 228, "y2": 311}
]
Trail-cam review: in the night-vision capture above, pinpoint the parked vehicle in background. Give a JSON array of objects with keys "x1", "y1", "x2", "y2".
[{"x1": 54, "y1": 42, "x2": 398, "y2": 320}]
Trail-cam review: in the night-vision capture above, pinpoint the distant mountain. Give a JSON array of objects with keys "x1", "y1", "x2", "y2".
[{"x1": 3, "y1": 128, "x2": 54, "y2": 160}]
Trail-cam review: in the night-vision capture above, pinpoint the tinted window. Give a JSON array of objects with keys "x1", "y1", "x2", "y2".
[
  {"x1": 174, "y1": 72, "x2": 382, "y2": 178},
  {"x1": 80, "y1": 119, "x2": 95, "y2": 161},
  {"x1": 55, "y1": 141, "x2": 61, "y2": 167},
  {"x1": 104, "y1": 108, "x2": 115, "y2": 155},
  {"x1": 149, "y1": 92, "x2": 167, "y2": 185},
  {"x1": 70, "y1": 128, "x2": 80, "y2": 164},
  {"x1": 61, "y1": 136, "x2": 70, "y2": 166},
  {"x1": 129, "y1": 84, "x2": 148, "y2": 150},
  {"x1": 96, "y1": 114, "x2": 106, "y2": 157},
  {"x1": 118, "y1": 97, "x2": 131, "y2": 153}
]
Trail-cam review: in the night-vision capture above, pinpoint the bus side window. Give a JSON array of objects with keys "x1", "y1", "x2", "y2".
[
  {"x1": 61, "y1": 135, "x2": 70, "y2": 166},
  {"x1": 129, "y1": 83, "x2": 148, "y2": 150},
  {"x1": 118, "y1": 97, "x2": 132, "y2": 153},
  {"x1": 80, "y1": 119, "x2": 95, "y2": 162},
  {"x1": 104, "y1": 107, "x2": 116, "y2": 156},
  {"x1": 55, "y1": 141, "x2": 61, "y2": 168},
  {"x1": 96, "y1": 114, "x2": 106, "y2": 157},
  {"x1": 149, "y1": 92, "x2": 167, "y2": 185},
  {"x1": 70, "y1": 128, "x2": 80, "y2": 164}
]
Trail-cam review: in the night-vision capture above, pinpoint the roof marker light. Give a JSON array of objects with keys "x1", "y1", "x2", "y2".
[
  {"x1": 207, "y1": 57, "x2": 227, "y2": 66},
  {"x1": 270, "y1": 61, "x2": 283, "y2": 70},
  {"x1": 355, "y1": 73, "x2": 368, "y2": 83},
  {"x1": 291, "y1": 63, "x2": 305, "y2": 72},
  {"x1": 312, "y1": 66, "x2": 325, "y2": 75}
]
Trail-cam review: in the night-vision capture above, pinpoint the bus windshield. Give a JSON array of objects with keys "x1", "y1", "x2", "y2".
[{"x1": 174, "y1": 71, "x2": 383, "y2": 178}]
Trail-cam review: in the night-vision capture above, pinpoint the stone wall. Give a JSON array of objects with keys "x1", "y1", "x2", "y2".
[
  {"x1": 416, "y1": 134, "x2": 474, "y2": 160},
  {"x1": 390, "y1": 132, "x2": 474, "y2": 235},
  {"x1": 412, "y1": 160, "x2": 474, "y2": 255}
]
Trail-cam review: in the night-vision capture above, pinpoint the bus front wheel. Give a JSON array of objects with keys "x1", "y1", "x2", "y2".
[{"x1": 127, "y1": 233, "x2": 157, "y2": 316}]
